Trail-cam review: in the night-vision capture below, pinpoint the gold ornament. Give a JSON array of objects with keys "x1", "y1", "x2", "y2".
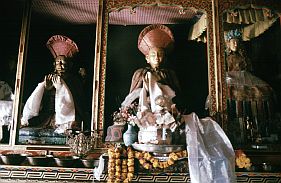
[
  {"x1": 135, "y1": 150, "x2": 188, "y2": 169},
  {"x1": 107, "y1": 146, "x2": 135, "y2": 183}
]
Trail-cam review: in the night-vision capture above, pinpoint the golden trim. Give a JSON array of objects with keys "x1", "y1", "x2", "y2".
[
  {"x1": 11, "y1": 0, "x2": 32, "y2": 147},
  {"x1": 96, "y1": 0, "x2": 216, "y2": 148},
  {"x1": 217, "y1": 1, "x2": 281, "y2": 129}
]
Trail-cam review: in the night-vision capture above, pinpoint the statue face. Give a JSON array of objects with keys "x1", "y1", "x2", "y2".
[
  {"x1": 54, "y1": 55, "x2": 71, "y2": 76},
  {"x1": 146, "y1": 47, "x2": 165, "y2": 69},
  {"x1": 229, "y1": 38, "x2": 239, "y2": 52}
]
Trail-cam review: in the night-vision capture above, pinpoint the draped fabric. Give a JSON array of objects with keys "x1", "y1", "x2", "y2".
[
  {"x1": 129, "y1": 67, "x2": 181, "y2": 96},
  {"x1": 94, "y1": 113, "x2": 236, "y2": 182},
  {"x1": 138, "y1": 71, "x2": 175, "y2": 113},
  {"x1": 123, "y1": 67, "x2": 180, "y2": 109},
  {"x1": 226, "y1": 71, "x2": 275, "y2": 142},
  {"x1": 224, "y1": 4, "x2": 277, "y2": 24},
  {"x1": 94, "y1": 154, "x2": 105, "y2": 181},
  {"x1": 184, "y1": 112, "x2": 236, "y2": 183},
  {"x1": 225, "y1": 48, "x2": 276, "y2": 145},
  {"x1": 188, "y1": 5, "x2": 279, "y2": 42},
  {"x1": 0, "y1": 81, "x2": 14, "y2": 141},
  {"x1": 0, "y1": 81, "x2": 13, "y2": 133},
  {"x1": 224, "y1": 4, "x2": 279, "y2": 41},
  {"x1": 242, "y1": 17, "x2": 277, "y2": 41},
  {"x1": 0, "y1": 101, "x2": 13, "y2": 141},
  {"x1": 21, "y1": 79, "x2": 75, "y2": 133},
  {"x1": 188, "y1": 13, "x2": 207, "y2": 43},
  {"x1": 122, "y1": 65, "x2": 236, "y2": 181},
  {"x1": 122, "y1": 67, "x2": 180, "y2": 144},
  {"x1": 0, "y1": 101, "x2": 13, "y2": 126},
  {"x1": 226, "y1": 71, "x2": 274, "y2": 101}
]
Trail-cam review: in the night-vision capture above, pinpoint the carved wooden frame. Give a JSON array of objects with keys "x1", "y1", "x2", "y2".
[
  {"x1": 217, "y1": 0, "x2": 281, "y2": 130},
  {"x1": 93, "y1": 0, "x2": 218, "y2": 148}
]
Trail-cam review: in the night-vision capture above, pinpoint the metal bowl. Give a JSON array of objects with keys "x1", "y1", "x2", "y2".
[
  {"x1": 262, "y1": 163, "x2": 272, "y2": 171},
  {"x1": 82, "y1": 159, "x2": 99, "y2": 168},
  {"x1": 0, "y1": 154, "x2": 27, "y2": 165},
  {"x1": 132, "y1": 143, "x2": 185, "y2": 154},
  {"x1": 54, "y1": 156, "x2": 80, "y2": 167},
  {"x1": 27, "y1": 156, "x2": 53, "y2": 166}
]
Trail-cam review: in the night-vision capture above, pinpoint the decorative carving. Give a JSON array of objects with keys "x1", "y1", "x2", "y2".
[
  {"x1": 217, "y1": 0, "x2": 281, "y2": 132},
  {"x1": 66, "y1": 131, "x2": 97, "y2": 157},
  {"x1": 96, "y1": 0, "x2": 216, "y2": 148}
]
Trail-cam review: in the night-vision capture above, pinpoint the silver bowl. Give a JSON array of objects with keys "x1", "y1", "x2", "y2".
[
  {"x1": 0, "y1": 154, "x2": 27, "y2": 165},
  {"x1": 262, "y1": 163, "x2": 272, "y2": 171},
  {"x1": 82, "y1": 159, "x2": 99, "y2": 168},
  {"x1": 54, "y1": 156, "x2": 80, "y2": 167},
  {"x1": 27, "y1": 156, "x2": 53, "y2": 166},
  {"x1": 132, "y1": 143, "x2": 185, "y2": 154}
]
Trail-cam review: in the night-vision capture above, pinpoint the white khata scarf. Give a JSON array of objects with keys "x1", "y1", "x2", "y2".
[
  {"x1": 21, "y1": 79, "x2": 75, "y2": 133},
  {"x1": 184, "y1": 112, "x2": 236, "y2": 183}
]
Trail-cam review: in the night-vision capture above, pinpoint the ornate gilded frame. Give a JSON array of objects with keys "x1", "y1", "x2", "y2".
[
  {"x1": 217, "y1": 0, "x2": 281, "y2": 130},
  {"x1": 92, "y1": 0, "x2": 218, "y2": 148}
]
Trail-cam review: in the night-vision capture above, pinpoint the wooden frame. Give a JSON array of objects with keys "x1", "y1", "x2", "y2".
[
  {"x1": 1, "y1": 0, "x2": 97, "y2": 151},
  {"x1": 217, "y1": 0, "x2": 281, "y2": 146},
  {"x1": 1, "y1": 0, "x2": 229, "y2": 151},
  {"x1": 93, "y1": 0, "x2": 219, "y2": 148},
  {"x1": 218, "y1": 0, "x2": 281, "y2": 118}
]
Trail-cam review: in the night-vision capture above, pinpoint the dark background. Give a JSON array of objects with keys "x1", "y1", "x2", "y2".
[
  {"x1": 244, "y1": 21, "x2": 281, "y2": 113},
  {"x1": 104, "y1": 24, "x2": 209, "y2": 134}
]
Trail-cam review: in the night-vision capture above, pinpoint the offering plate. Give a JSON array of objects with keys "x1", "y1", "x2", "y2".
[{"x1": 132, "y1": 143, "x2": 185, "y2": 154}]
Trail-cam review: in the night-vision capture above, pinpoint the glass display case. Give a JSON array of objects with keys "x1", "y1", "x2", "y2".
[{"x1": 0, "y1": 0, "x2": 281, "y2": 182}]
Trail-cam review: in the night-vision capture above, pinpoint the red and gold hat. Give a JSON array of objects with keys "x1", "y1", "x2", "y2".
[
  {"x1": 138, "y1": 24, "x2": 174, "y2": 55},
  {"x1": 46, "y1": 35, "x2": 79, "y2": 58}
]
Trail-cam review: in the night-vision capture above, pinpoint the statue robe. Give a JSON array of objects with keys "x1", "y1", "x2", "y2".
[{"x1": 21, "y1": 75, "x2": 88, "y2": 133}]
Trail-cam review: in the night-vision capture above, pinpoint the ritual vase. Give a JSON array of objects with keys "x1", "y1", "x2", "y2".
[{"x1": 123, "y1": 124, "x2": 137, "y2": 146}]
